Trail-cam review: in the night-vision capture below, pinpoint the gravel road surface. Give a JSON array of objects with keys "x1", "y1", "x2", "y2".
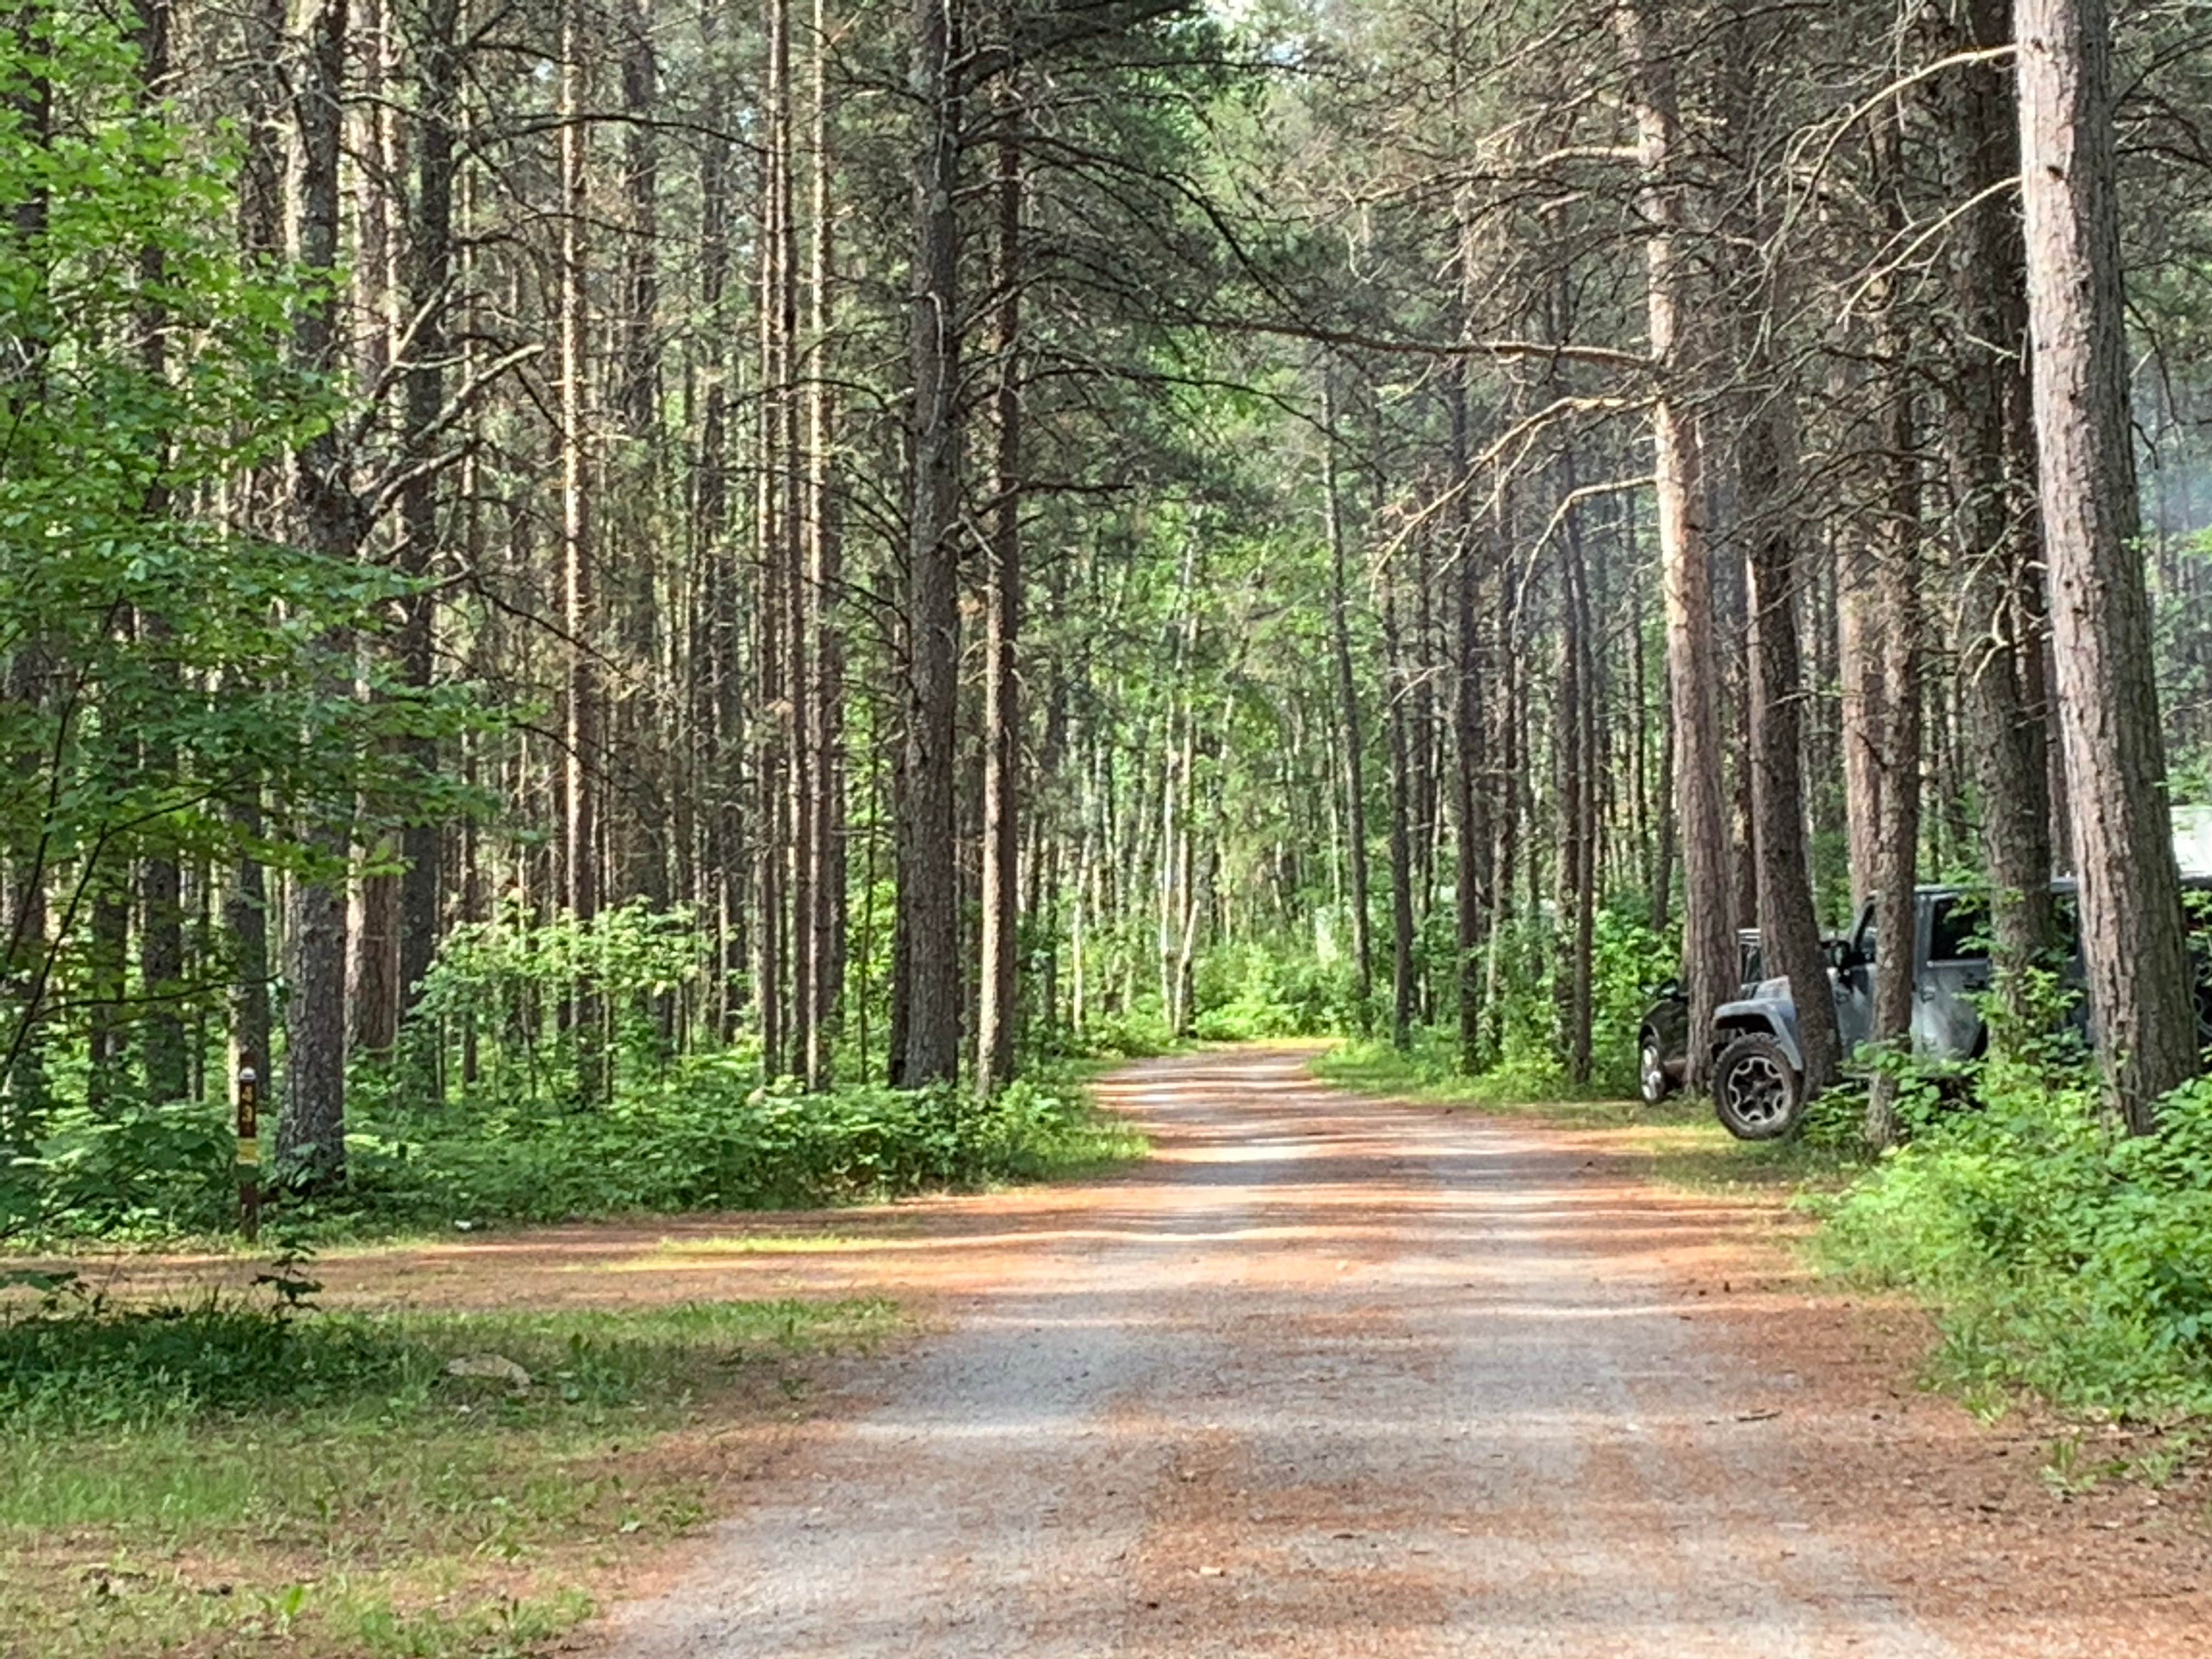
[{"x1": 607, "y1": 1047, "x2": 1954, "y2": 1657}]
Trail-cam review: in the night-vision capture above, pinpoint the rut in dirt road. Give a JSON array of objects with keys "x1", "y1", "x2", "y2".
[{"x1": 610, "y1": 1048, "x2": 1949, "y2": 1658}]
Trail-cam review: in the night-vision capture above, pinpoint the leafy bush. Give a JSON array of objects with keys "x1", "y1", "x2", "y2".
[
  {"x1": 0, "y1": 1099, "x2": 235, "y2": 1241},
  {"x1": 1, "y1": 1059, "x2": 1142, "y2": 1246},
  {"x1": 1190, "y1": 941, "x2": 1356, "y2": 1040},
  {"x1": 1818, "y1": 1054, "x2": 2212, "y2": 1419},
  {"x1": 403, "y1": 899, "x2": 707, "y2": 1107},
  {"x1": 342, "y1": 1064, "x2": 1142, "y2": 1229},
  {"x1": 1436, "y1": 906, "x2": 1677, "y2": 1098},
  {"x1": 1048, "y1": 1006, "x2": 1178, "y2": 1060}
]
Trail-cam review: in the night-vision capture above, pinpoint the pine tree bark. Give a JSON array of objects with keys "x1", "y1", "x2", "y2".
[
  {"x1": 1621, "y1": 0, "x2": 1733, "y2": 1088},
  {"x1": 129, "y1": 0, "x2": 188, "y2": 1106},
  {"x1": 558, "y1": 0, "x2": 602, "y2": 1098},
  {"x1": 803, "y1": 0, "x2": 843, "y2": 1091},
  {"x1": 1323, "y1": 374, "x2": 1373, "y2": 1025},
  {"x1": 1451, "y1": 376, "x2": 1489, "y2": 1075},
  {"x1": 1864, "y1": 129, "x2": 1924, "y2": 1152},
  {"x1": 1742, "y1": 399, "x2": 1841, "y2": 1094},
  {"x1": 1861, "y1": 407, "x2": 1922, "y2": 1149},
  {"x1": 766, "y1": 0, "x2": 812, "y2": 1084},
  {"x1": 896, "y1": 0, "x2": 962, "y2": 1087},
  {"x1": 1947, "y1": 0, "x2": 2053, "y2": 1028},
  {"x1": 1383, "y1": 559, "x2": 1415, "y2": 1052},
  {"x1": 977, "y1": 89, "x2": 1022, "y2": 1095},
  {"x1": 280, "y1": 0, "x2": 357, "y2": 1182},
  {"x1": 1561, "y1": 481, "x2": 1596, "y2": 1085},
  {"x1": 2018, "y1": 0, "x2": 2198, "y2": 1125},
  {"x1": 396, "y1": 0, "x2": 461, "y2": 1021}
]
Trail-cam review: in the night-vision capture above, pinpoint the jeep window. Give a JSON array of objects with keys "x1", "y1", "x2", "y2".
[
  {"x1": 1852, "y1": 902, "x2": 1877, "y2": 964},
  {"x1": 1927, "y1": 896, "x2": 1990, "y2": 963}
]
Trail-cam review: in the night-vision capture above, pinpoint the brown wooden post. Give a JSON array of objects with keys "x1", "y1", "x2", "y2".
[{"x1": 236, "y1": 1062, "x2": 261, "y2": 1240}]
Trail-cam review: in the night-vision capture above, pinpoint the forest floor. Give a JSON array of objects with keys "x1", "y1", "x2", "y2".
[{"x1": 13, "y1": 1045, "x2": 2212, "y2": 1657}]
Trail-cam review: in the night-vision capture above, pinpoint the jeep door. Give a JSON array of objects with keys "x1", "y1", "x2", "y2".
[
  {"x1": 1835, "y1": 899, "x2": 1876, "y2": 1054},
  {"x1": 1914, "y1": 892, "x2": 1991, "y2": 1061}
]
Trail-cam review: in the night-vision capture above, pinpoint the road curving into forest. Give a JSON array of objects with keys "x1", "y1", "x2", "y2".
[{"x1": 601, "y1": 1047, "x2": 2132, "y2": 1657}]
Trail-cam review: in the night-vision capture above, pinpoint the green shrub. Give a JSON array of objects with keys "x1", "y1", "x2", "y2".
[
  {"x1": 1055, "y1": 1007, "x2": 1178, "y2": 1060},
  {"x1": 332, "y1": 1064, "x2": 1144, "y2": 1231},
  {"x1": 1190, "y1": 940, "x2": 1355, "y2": 1040},
  {"x1": 2, "y1": 1058, "x2": 1144, "y2": 1247},
  {"x1": 0, "y1": 1099, "x2": 235, "y2": 1241},
  {"x1": 1819, "y1": 1056, "x2": 2212, "y2": 1419}
]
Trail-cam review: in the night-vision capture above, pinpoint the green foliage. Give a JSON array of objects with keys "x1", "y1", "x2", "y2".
[
  {"x1": 1455, "y1": 907, "x2": 1678, "y2": 1098},
  {"x1": 3, "y1": 881, "x2": 1147, "y2": 1243},
  {"x1": 1818, "y1": 1053, "x2": 2212, "y2": 1420},
  {"x1": 0, "y1": 4, "x2": 482, "y2": 1138},
  {"x1": 340, "y1": 1067, "x2": 1145, "y2": 1231},
  {"x1": 1189, "y1": 939, "x2": 1357, "y2": 1040},
  {"x1": 400, "y1": 899, "x2": 708, "y2": 1107},
  {"x1": 1316, "y1": 1026, "x2": 1618, "y2": 1108},
  {"x1": 2, "y1": 1051, "x2": 1144, "y2": 1245},
  {"x1": 0, "y1": 1098, "x2": 232, "y2": 1240}
]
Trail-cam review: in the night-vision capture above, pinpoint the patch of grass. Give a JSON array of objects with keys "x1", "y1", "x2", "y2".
[
  {"x1": 1311, "y1": 1036, "x2": 1872, "y2": 1195},
  {"x1": 1311, "y1": 1036, "x2": 1632, "y2": 1118},
  {"x1": 0, "y1": 1287, "x2": 899, "y2": 1659}
]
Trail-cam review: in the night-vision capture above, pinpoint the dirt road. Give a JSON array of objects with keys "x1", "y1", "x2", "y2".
[{"x1": 605, "y1": 1046, "x2": 2180, "y2": 1658}]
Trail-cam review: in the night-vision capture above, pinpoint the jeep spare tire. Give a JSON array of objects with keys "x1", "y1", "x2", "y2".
[
  {"x1": 1638, "y1": 1032, "x2": 1671, "y2": 1105},
  {"x1": 1713, "y1": 1032, "x2": 1803, "y2": 1141}
]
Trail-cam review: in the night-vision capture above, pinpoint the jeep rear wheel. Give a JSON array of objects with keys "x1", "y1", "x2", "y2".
[
  {"x1": 1713, "y1": 1033, "x2": 1804, "y2": 1141},
  {"x1": 1638, "y1": 1034, "x2": 1671, "y2": 1105}
]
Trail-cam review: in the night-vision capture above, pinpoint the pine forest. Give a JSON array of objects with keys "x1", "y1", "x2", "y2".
[{"x1": 4, "y1": 0, "x2": 2212, "y2": 1222}]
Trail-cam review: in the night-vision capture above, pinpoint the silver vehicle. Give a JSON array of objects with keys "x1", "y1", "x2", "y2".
[
  {"x1": 1707, "y1": 887, "x2": 1992, "y2": 1139},
  {"x1": 1708, "y1": 876, "x2": 2212, "y2": 1140}
]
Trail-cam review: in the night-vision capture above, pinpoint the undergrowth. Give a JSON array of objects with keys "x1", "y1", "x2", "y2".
[
  {"x1": 1814, "y1": 1053, "x2": 2212, "y2": 1423},
  {"x1": 4, "y1": 1064, "x2": 1146, "y2": 1248},
  {"x1": 0, "y1": 1275, "x2": 896, "y2": 1659}
]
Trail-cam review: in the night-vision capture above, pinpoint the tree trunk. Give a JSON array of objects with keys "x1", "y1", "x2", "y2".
[
  {"x1": 977, "y1": 91, "x2": 1021, "y2": 1095},
  {"x1": 804, "y1": 0, "x2": 844, "y2": 1091},
  {"x1": 1621, "y1": 0, "x2": 1733, "y2": 1088},
  {"x1": 280, "y1": 0, "x2": 356, "y2": 1183},
  {"x1": 1383, "y1": 558, "x2": 1415, "y2": 1052},
  {"x1": 1861, "y1": 399, "x2": 1922, "y2": 1149},
  {"x1": 2017, "y1": 0, "x2": 2197, "y2": 1127},
  {"x1": 560, "y1": 0, "x2": 602, "y2": 1099},
  {"x1": 1452, "y1": 381, "x2": 1489, "y2": 1075},
  {"x1": 896, "y1": 0, "x2": 962, "y2": 1087},
  {"x1": 1939, "y1": 0, "x2": 2054, "y2": 1037},
  {"x1": 397, "y1": 0, "x2": 461, "y2": 1021},
  {"x1": 1562, "y1": 477, "x2": 1596, "y2": 1086},
  {"x1": 1743, "y1": 400, "x2": 1842, "y2": 1094},
  {"x1": 1864, "y1": 131, "x2": 1924, "y2": 1152},
  {"x1": 1323, "y1": 374, "x2": 1373, "y2": 1026}
]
